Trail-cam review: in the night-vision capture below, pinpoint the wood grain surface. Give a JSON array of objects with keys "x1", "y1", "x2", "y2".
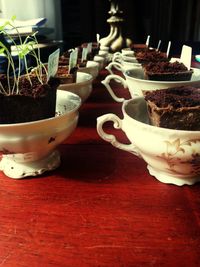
[{"x1": 0, "y1": 66, "x2": 200, "y2": 267}]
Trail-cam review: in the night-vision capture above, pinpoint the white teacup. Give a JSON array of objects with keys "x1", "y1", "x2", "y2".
[
  {"x1": 98, "y1": 50, "x2": 109, "y2": 64},
  {"x1": 0, "y1": 90, "x2": 81, "y2": 179},
  {"x1": 97, "y1": 96, "x2": 200, "y2": 186},
  {"x1": 112, "y1": 52, "x2": 138, "y2": 64},
  {"x1": 121, "y1": 48, "x2": 135, "y2": 56},
  {"x1": 106, "y1": 61, "x2": 142, "y2": 75},
  {"x1": 102, "y1": 67, "x2": 200, "y2": 102},
  {"x1": 58, "y1": 72, "x2": 93, "y2": 102},
  {"x1": 100, "y1": 45, "x2": 109, "y2": 52},
  {"x1": 93, "y1": 55, "x2": 105, "y2": 70},
  {"x1": 98, "y1": 50, "x2": 108, "y2": 57},
  {"x1": 78, "y1": 60, "x2": 99, "y2": 79}
]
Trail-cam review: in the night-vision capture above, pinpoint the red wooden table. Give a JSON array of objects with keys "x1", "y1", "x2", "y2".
[{"x1": 0, "y1": 65, "x2": 200, "y2": 267}]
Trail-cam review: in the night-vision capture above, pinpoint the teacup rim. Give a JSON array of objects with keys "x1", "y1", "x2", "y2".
[
  {"x1": 124, "y1": 67, "x2": 200, "y2": 84},
  {"x1": 79, "y1": 60, "x2": 99, "y2": 69}
]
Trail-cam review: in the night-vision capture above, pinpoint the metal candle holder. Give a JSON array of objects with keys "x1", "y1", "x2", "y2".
[{"x1": 99, "y1": 0, "x2": 132, "y2": 52}]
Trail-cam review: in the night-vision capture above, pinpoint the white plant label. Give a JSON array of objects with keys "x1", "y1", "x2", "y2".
[
  {"x1": 47, "y1": 48, "x2": 60, "y2": 80},
  {"x1": 166, "y1": 41, "x2": 171, "y2": 58},
  {"x1": 87, "y1": 42, "x2": 92, "y2": 53},
  {"x1": 146, "y1": 35, "x2": 150, "y2": 47},
  {"x1": 81, "y1": 47, "x2": 88, "y2": 62},
  {"x1": 180, "y1": 45, "x2": 192, "y2": 70},
  {"x1": 156, "y1": 40, "x2": 161, "y2": 51},
  {"x1": 69, "y1": 49, "x2": 78, "y2": 73},
  {"x1": 96, "y1": 33, "x2": 100, "y2": 43}
]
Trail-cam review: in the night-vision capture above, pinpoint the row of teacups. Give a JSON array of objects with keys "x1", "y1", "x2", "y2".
[
  {"x1": 59, "y1": 44, "x2": 110, "y2": 102},
  {"x1": 96, "y1": 47, "x2": 200, "y2": 186}
]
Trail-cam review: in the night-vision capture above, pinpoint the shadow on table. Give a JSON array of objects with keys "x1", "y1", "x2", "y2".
[{"x1": 56, "y1": 142, "x2": 145, "y2": 184}]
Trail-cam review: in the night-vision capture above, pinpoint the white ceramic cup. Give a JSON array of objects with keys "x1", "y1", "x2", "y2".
[
  {"x1": 106, "y1": 61, "x2": 142, "y2": 75},
  {"x1": 78, "y1": 60, "x2": 99, "y2": 79},
  {"x1": 112, "y1": 52, "x2": 138, "y2": 64},
  {"x1": 58, "y1": 72, "x2": 93, "y2": 102},
  {"x1": 93, "y1": 55, "x2": 105, "y2": 70},
  {"x1": 100, "y1": 45, "x2": 109, "y2": 52},
  {"x1": 97, "y1": 96, "x2": 200, "y2": 186},
  {"x1": 102, "y1": 67, "x2": 200, "y2": 102},
  {"x1": 98, "y1": 50, "x2": 109, "y2": 64},
  {"x1": 0, "y1": 91, "x2": 81, "y2": 179},
  {"x1": 98, "y1": 50, "x2": 108, "y2": 57},
  {"x1": 121, "y1": 48, "x2": 135, "y2": 56}
]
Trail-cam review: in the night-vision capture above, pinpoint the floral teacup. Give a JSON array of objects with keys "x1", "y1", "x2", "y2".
[{"x1": 97, "y1": 96, "x2": 200, "y2": 186}]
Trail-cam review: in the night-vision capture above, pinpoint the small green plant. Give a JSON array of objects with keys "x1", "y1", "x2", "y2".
[{"x1": 0, "y1": 16, "x2": 47, "y2": 95}]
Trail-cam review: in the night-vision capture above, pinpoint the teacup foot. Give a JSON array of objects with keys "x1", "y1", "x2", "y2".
[
  {"x1": 147, "y1": 165, "x2": 200, "y2": 186},
  {"x1": 0, "y1": 150, "x2": 61, "y2": 179}
]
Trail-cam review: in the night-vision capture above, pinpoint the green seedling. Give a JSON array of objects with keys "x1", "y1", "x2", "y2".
[{"x1": 0, "y1": 16, "x2": 47, "y2": 95}]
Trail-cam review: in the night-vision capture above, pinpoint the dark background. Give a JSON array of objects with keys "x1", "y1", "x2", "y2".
[{"x1": 60, "y1": 0, "x2": 200, "y2": 55}]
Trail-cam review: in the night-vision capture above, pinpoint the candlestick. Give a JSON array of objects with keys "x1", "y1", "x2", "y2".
[{"x1": 99, "y1": 0, "x2": 132, "y2": 52}]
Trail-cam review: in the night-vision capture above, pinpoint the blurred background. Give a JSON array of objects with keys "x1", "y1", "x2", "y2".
[
  {"x1": 1, "y1": 0, "x2": 200, "y2": 57},
  {"x1": 60, "y1": 0, "x2": 200, "y2": 55}
]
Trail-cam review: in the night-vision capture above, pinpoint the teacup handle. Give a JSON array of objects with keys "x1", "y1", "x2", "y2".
[
  {"x1": 97, "y1": 114, "x2": 141, "y2": 157},
  {"x1": 101, "y1": 74, "x2": 127, "y2": 102},
  {"x1": 112, "y1": 52, "x2": 123, "y2": 63},
  {"x1": 106, "y1": 62, "x2": 124, "y2": 75}
]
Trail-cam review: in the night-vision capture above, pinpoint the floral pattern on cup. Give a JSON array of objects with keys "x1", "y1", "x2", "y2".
[
  {"x1": 96, "y1": 96, "x2": 200, "y2": 186},
  {"x1": 158, "y1": 138, "x2": 200, "y2": 175}
]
